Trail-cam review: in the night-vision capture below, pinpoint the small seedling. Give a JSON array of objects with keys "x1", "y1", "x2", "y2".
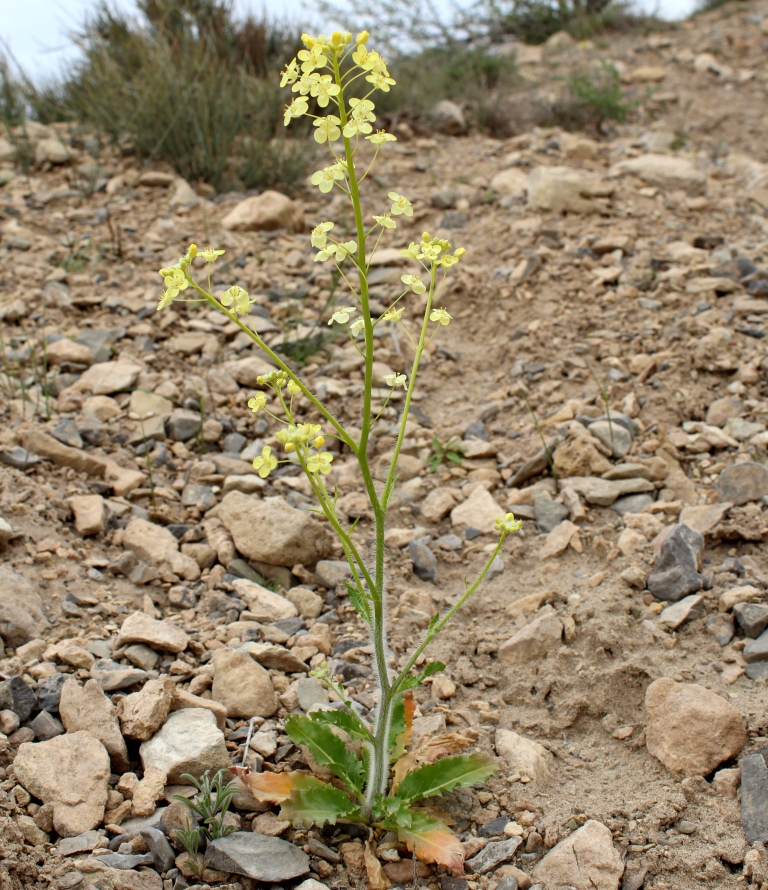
[
  {"x1": 585, "y1": 360, "x2": 615, "y2": 455},
  {"x1": 524, "y1": 394, "x2": 556, "y2": 478},
  {"x1": 174, "y1": 769, "x2": 238, "y2": 841},
  {"x1": 428, "y1": 435, "x2": 465, "y2": 472},
  {"x1": 174, "y1": 820, "x2": 209, "y2": 879}
]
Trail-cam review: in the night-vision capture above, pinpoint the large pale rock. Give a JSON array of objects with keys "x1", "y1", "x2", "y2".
[
  {"x1": 490, "y1": 168, "x2": 529, "y2": 197},
  {"x1": 559, "y1": 476, "x2": 654, "y2": 506},
  {"x1": 609, "y1": 154, "x2": 706, "y2": 196},
  {"x1": 118, "y1": 677, "x2": 175, "y2": 741},
  {"x1": 73, "y1": 361, "x2": 142, "y2": 395},
  {"x1": 527, "y1": 166, "x2": 613, "y2": 214},
  {"x1": 0, "y1": 568, "x2": 48, "y2": 647},
  {"x1": 539, "y1": 520, "x2": 580, "y2": 559},
  {"x1": 35, "y1": 137, "x2": 71, "y2": 165},
  {"x1": 450, "y1": 487, "x2": 504, "y2": 534},
  {"x1": 716, "y1": 462, "x2": 768, "y2": 506},
  {"x1": 122, "y1": 519, "x2": 200, "y2": 581},
  {"x1": 553, "y1": 437, "x2": 611, "y2": 478},
  {"x1": 429, "y1": 100, "x2": 467, "y2": 136},
  {"x1": 495, "y1": 728, "x2": 551, "y2": 780},
  {"x1": 218, "y1": 492, "x2": 334, "y2": 567},
  {"x1": 140, "y1": 708, "x2": 229, "y2": 783},
  {"x1": 421, "y1": 488, "x2": 458, "y2": 522},
  {"x1": 221, "y1": 191, "x2": 304, "y2": 232},
  {"x1": 499, "y1": 612, "x2": 563, "y2": 665},
  {"x1": 211, "y1": 649, "x2": 279, "y2": 719},
  {"x1": 231, "y1": 579, "x2": 298, "y2": 622},
  {"x1": 129, "y1": 390, "x2": 174, "y2": 419},
  {"x1": 117, "y1": 612, "x2": 189, "y2": 654},
  {"x1": 13, "y1": 731, "x2": 111, "y2": 837},
  {"x1": 645, "y1": 678, "x2": 746, "y2": 776},
  {"x1": 533, "y1": 820, "x2": 624, "y2": 890},
  {"x1": 46, "y1": 338, "x2": 94, "y2": 366},
  {"x1": 59, "y1": 678, "x2": 129, "y2": 771}
]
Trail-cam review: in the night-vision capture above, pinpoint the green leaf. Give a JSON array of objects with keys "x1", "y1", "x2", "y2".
[
  {"x1": 446, "y1": 451, "x2": 463, "y2": 465},
  {"x1": 418, "y1": 660, "x2": 445, "y2": 682},
  {"x1": 280, "y1": 784, "x2": 363, "y2": 827},
  {"x1": 309, "y1": 708, "x2": 373, "y2": 743},
  {"x1": 395, "y1": 809, "x2": 465, "y2": 871},
  {"x1": 373, "y1": 795, "x2": 413, "y2": 830},
  {"x1": 346, "y1": 583, "x2": 372, "y2": 623},
  {"x1": 395, "y1": 754, "x2": 498, "y2": 803},
  {"x1": 285, "y1": 715, "x2": 364, "y2": 794}
]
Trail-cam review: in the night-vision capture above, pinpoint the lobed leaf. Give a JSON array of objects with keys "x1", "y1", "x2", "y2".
[
  {"x1": 397, "y1": 810, "x2": 464, "y2": 873},
  {"x1": 280, "y1": 784, "x2": 363, "y2": 827},
  {"x1": 395, "y1": 754, "x2": 498, "y2": 803},
  {"x1": 310, "y1": 707, "x2": 373, "y2": 743},
  {"x1": 240, "y1": 770, "x2": 324, "y2": 804},
  {"x1": 285, "y1": 714, "x2": 364, "y2": 794}
]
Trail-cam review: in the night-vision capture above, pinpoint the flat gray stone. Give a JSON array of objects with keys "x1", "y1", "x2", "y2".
[
  {"x1": 733, "y1": 602, "x2": 768, "y2": 639},
  {"x1": 534, "y1": 497, "x2": 569, "y2": 534},
  {"x1": 658, "y1": 594, "x2": 705, "y2": 630},
  {"x1": 206, "y1": 832, "x2": 310, "y2": 881},
  {"x1": 560, "y1": 476, "x2": 654, "y2": 507},
  {"x1": 611, "y1": 493, "x2": 654, "y2": 515},
  {"x1": 466, "y1": 837, "x2": 523, "y2": 874},
  {"x1": 0, "y1": 447, "x2": 41, "y2": 469},
  {"x1": 140, "y1": 827, "x2": 176, "y2": 873},
  {"x1": 94, "y1": 852, "x2": 155, "y2": 869},
  {"x1": 58, "y1": 830, "x2": 102, "y2": 856},
  {"x1": 743, "y1": 629, "x2": 768, "y2": 664},
  {"x1": 716, "y1": 462, "x2": 768, "y2": 506},
  {"x1": 90, "y1": 659, "x2": 149, "y2": 692},
  {"x1": 741, "y1": 750, "x2": 768, "y2": 844},
  {"x1": 588, "y1": 420, "x2": 633, "y2": 458},
  {"x1": 409, "y1": 538, "x2": 437, "y2": 582}
]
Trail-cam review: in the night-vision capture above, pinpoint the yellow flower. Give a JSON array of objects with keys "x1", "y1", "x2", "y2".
[
  {"x1": 199, "y1": 246, "x2": 225, "y2": 263},
  {"x1": 400, "y1": 242, "x2": 420, "y2": 260},
  {"x1": 160, "y1": 266, "x2": 190, "y2": 292},
  {"x1": 157, "y1": 289, "x2": 175, "y2": 311},
  {"x1": 186, "y1": 244, "x2": 197, "y2": 259},
  {"x1": 307, "y1": 451, "x2": 334, "y2": 475},
  {"x1": 311, "y1": 162, "x2": 346, "y2": 193},
  {"x1": 284, "y1": 96, "x2": 309, "y2": 126},
  {"x1": 287, "y1": 379, "x2": 301, "y2": 395},
  {"x1": 384, "y1": 373, "x2": 407, "y2": 388},
  {"x1": 298, "y1": 43, "x2": 328, "y2": 74},
  {"x1": 248, "y1": 392, "x2": 267, "y2": 412},
  {"x1": 352, "y1": 45, "x2": 380, "y2": 70},
  {"x1": 280, "y1": 58, "x2": 299, "y2": 87},
  {"x1": 389, "y1": 192, "x2": 413, "y2": 217},
  {"x1": 355, "y1": 31, "x2": 369, "y2": 45},
  {"x1": 430, "y1": 307, "x2": 452, "y2": 326},
  {"x1": 252, "y1": 446, "x2": 278, "y2": 479},
  {"x1": 349, "y1": 318, "x2": 365, "y2": 337},
  {"x1": 401, "y1": 274, "x2": 426, "y2": 294},
  {"x1": 315, "y1": 240, "x2": 357, "y2": 263},
  {"x1": 277, "y1": 423, "x2": 322, "y2": 448},
  {"x1": 310, "y1": 74, "x2": 341, "y2": 107},
  {"x1": 221, "y1": 285, "x2": 250, "y2": 314},
  {"x1": 311, "y1": 221, "x2": 334, "y2": 248},
  {"x1": 313, "y1": 115, "x2": 341, "y2": 144},
  {"x1": 343, "y1": 98, "x2": 376, "y2": 137},
  {"x1": 373, "y1": 213, "x2": 396, "y2": 229},
  {"x1": 328, "y1": 306, "x2": 356, "y2": 325},
  {"x1": 366, "y1": 71, "x2": 396, "y2": 91},
  {"x1": 367, "y1": 130, "x2": 397, "y2": 145},
  {"x1": 494, "y1": 512, "x2": 523, "y2": 536},
  {"x1": 382, "y1": 307, "x2": 403, "y2": 322}
]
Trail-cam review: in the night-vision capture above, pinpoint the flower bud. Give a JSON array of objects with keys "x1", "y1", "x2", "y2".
[
  {"x1": 454, "y1": 247, "x2": 466, "y2": 257},
  {"x1": 356, "y1": 30, "x2": 369, "y2": 44},
  {"x1": 188, "y1": 243, "x2": 197, "y2": 258},
  {"x1": 285, "y1": 443, "x2": 295, "y2": 452},
  {"x1": 422, "y1": 231, "x2": 430, "y2": 242},
  {"x1": 314, "y1": 436, "x2": 325, "y2": 448},
  {"x1": 301, "y1": 33, "x2": 315, "y2": 48}
]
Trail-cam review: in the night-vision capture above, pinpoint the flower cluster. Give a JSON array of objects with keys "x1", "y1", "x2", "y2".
[
  {"x1": 401, "y1": 233, "x2": 465, "y2": 268},
  {"x1": 494, "y1": 513, "x2": 524, "y2": 536}
]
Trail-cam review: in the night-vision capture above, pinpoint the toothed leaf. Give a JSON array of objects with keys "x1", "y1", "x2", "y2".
[
  {"x1": 395, "y1": 754, "x2": 497, "y2": 803},
  {"x1": 285, "y1": 714, "x2": 364, "y2": 794},
  {"x1": 309, "y1": 708, "x2": 373, "y2": 743},
  {"x1": 280, "y1": 784, "x2": 362, "y2": 827}
]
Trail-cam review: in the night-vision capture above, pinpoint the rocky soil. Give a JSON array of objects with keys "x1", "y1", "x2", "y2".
[{"x1": 3, "y1": 4, "x2": 768, "y2": 890}]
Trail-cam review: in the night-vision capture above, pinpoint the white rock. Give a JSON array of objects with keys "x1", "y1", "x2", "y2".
[
  {"x1": 490, "y1": 168, "x2": 529, "y2": 197},
  {"x1": 609, "y1": 154, "x2": 706, "y2": 196},
  {"x1": 498, "y1": 612, "x2": 563, "y2": 665},
  {"x1": 140, "y1": 708, "x2": 230, "y2": 782},
  {"x1": 533, "y1": 820, "x2": 624, "y2": 890},
  {"x1": 73, "y1": 361, "x2": 142, "y2": 395},
  {"x1": 527, "y1": 166, "x2": 613, "y2": 214},
  {"x1": 222, "y1": 191, "x2": 304, "y2": 232},
  {"x1": 231, "y1": 578, "x2": 298, "y2": 622},
  {"x1": 116, "y1": 612, "x2": 189, "y2": 654},
  {"x1": 495, "y1": 728, "x2": 551, "y2": 780},
  {"x1": 450, "y1": 487, "x2": 505, "y2": 534}
]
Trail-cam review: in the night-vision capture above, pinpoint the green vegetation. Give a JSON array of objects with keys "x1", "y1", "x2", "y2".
[{"x1": 552, "y1": 61, "x2": 629, "y2": 131}]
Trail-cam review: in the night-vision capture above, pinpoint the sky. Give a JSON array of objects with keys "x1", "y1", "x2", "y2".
[{"x1": 2, "y1": 0, "x2": 699, "y2": 83}]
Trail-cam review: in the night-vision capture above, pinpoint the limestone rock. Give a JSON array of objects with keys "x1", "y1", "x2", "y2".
[
  {"x1": 716, "y1": 462, "x2": 768, "y2": 506},
  {"x1": 553, "y1": 437, "x2": 611, "y2": 478},
  {"x1": 221, "y1": 191, "x2": 304, "y2": 232},
  {"x1": 658, "y1": 595, "x2": 705, "y2": 630},
  {"x1": 490, "y1": 168, "x2": 529, "y2": 197},
  {"x1": 533, "y1": 820, "x2": 624, "y2": 890},
  {"x1": 560, "y1": 476, "x2": 654, "y2": 506},
  {"x1": 499, "y1": 613, "x2": 563, "y2": 665},
  {"x1": 211, "y1": 648, "x2": 279, "y2": 719},
  {"x1": 495, "y1": 728, "x2": 551, "y2": 780},
  {"x1": 140, "y1": 708, "x2": 229, "y2": 783},
  {"x1": 13, "y1": 731, "x2": 111, "y2": 837},
  {"x1": 539, "y1": 520, "x2": 580, "y2": 559},
  {"x1": 218, "y1": 491, "x2": 334, "y2": 567},
  {"x1": 59, "y1": 678, "x2": 129, "y2": 771},
  {"x1": 0, "y1": 568, "x2": 48, "y2": 647},
  {"x1": 73, "y1": 361, "x2": 142, "y2": 395},
  {"x1": 67, "y1": 494, "x2": 107, "y2": 536},
  {"x1": 46, "y1": 338, "x2": 94, "y2": 366},
  {"x1": 527, "y1": 166, "x2": 613, "y2": 214},
  {"x1": 644, "y1": 677, "x2": 746, "y2": 776},
  {"x1": 429, "y1": 100, "x2": 467, "y2": 136},
  {"x1": 421, "y1": 487, "x2": 459, "y2": 522},
  {"x1": 609, "y1": 154, "x2": 706, "y2": 196},
  {"x1": 116, "y1": 611, "x2": 189, "y2": 654},
  {"x1": 122, "y1": 518, "x2": 200, "y2": 581},
  {"x1": 450, "y1": 487, "x2": 505, "y2": 534},
  {"x1": 118, "y1": 677, "x2": 175, "y2": 741},
  {"x1": 231, "y1": 579, "x2": 298, "y2": 622}
]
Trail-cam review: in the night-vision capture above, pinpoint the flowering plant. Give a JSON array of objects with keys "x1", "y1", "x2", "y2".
[{"x1": 157, "y1": 29, "x2": 523, "y2": 872}]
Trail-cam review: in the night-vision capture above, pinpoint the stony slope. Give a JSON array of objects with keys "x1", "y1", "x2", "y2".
[{"x1": 2, "y1": 3, "x2": 768, "y2": 890}]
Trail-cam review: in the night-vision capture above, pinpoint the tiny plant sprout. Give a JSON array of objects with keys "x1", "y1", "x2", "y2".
[{"x1": 155, "y1": 29, "x2": 524, "y2": 872}]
